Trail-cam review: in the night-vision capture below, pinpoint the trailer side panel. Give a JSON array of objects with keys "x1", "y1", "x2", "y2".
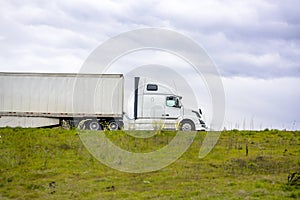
[{"x1": 0, "y1": 73, "x2": 123, "y2": 118}]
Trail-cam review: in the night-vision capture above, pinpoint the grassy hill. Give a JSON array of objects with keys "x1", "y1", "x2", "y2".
[{"x1": 0, "y1": 128, "x2": 299, "y2": 199}]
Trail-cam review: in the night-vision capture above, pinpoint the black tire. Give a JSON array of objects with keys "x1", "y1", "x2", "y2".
[
  {"x1": 87, "y1": 120, "x2": 101, "y2": 131},
  {"x1": 180, "y1": 120, "x2": 195, "y2": 131},
  {"x1": 108, "y1": 120, "x2": 119, "y2": 131}
]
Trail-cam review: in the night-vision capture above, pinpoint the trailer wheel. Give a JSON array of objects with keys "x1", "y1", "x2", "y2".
[
  {"x1": 180, "y1": 120, "x2": 195, "y2": 131},
  {"x1": 108, "y1": 120, "x2": 119, "y2": 131},
  {"x1": 87, "y1": 120, "x2": 101, "y2": 131}
]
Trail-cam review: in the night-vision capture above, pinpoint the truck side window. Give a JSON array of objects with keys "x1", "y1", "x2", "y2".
[
  {"x1": 147, "y1": 84, "x2": 158, "y2": 91},
  {"x1": 166, "y1": 96, "x2": 180, "y2": 108}
]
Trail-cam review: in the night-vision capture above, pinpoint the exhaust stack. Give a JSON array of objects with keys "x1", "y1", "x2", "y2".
[{"x1": 134, "y1": 77, "x2": 140, "y2": 120}]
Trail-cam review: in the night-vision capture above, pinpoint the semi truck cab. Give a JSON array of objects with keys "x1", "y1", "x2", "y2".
[{"x1": 127, "y1": 77, "x2": 207, "y2": 131}]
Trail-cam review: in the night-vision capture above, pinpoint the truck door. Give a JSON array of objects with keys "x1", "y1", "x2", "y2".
[
  {"x1": 142, "y1": 95, "x2": 165, "y2": 118},
  {"x1": 164, "y1": 96, "x2": 181, "y2": 119}
]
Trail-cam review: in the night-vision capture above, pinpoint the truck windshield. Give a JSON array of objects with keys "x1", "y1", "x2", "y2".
[{"x1": 166, "y1": 96, "x2": 180, "y2": 108}]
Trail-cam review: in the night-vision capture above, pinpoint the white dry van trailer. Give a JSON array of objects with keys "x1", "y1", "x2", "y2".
[{"x1": 0, "y1": 72, "x2": 206, "y2": 131}]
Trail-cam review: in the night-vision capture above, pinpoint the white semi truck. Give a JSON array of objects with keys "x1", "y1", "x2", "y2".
[{"x1": 0, "y1": 72, "x2": 206, "y2": 131}]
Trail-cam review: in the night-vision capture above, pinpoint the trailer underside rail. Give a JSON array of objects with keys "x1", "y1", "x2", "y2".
[{"x1": 0, "y1": 112, "x2": 122, "y2": 118}]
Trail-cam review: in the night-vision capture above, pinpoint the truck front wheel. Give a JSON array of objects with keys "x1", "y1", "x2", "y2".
[{"x1": 180, "y1": 120, "x2": 195, "y2": 131}]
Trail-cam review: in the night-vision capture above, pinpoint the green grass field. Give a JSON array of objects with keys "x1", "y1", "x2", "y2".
[{"x1": 0, "y1": 128, "x2": 299, "y2": 199}]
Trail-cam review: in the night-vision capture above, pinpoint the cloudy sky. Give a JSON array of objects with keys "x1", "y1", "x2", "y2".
[{"x1": 0, "y1": 0, "x2": 299, "y2": 130}]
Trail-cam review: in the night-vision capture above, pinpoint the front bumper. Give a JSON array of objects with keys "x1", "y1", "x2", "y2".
[{"x1": 195, "y1": 121, "x2": 207, "y2": 131}]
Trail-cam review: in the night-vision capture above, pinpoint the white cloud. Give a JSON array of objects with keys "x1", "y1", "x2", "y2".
[{"x1": 223, "y1": 76, "x2": 300, "y2": 130}]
